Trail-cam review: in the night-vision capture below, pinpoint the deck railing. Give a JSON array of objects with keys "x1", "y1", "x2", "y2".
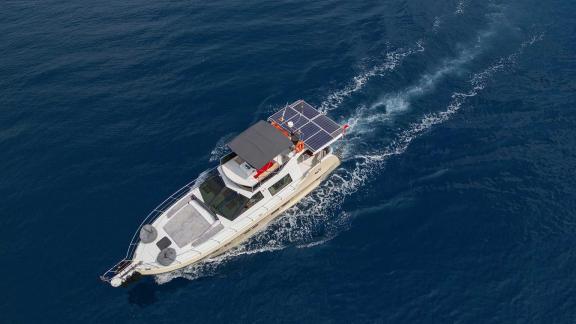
[{"x1": 100, "y1": 168, "x2": 216, "y2": 283}]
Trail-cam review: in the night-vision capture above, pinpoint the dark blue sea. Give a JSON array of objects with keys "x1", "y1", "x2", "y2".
[{"x1": 2, "y1": 0, "x2": 576, "y2": 322}]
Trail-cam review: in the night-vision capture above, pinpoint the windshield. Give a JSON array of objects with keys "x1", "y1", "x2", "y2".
[{"x1": 199, "y1": 173, "x2": 259, "y2": 220}]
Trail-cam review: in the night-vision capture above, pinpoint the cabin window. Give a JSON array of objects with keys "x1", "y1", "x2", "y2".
[
  {"x1": 268, "y1": 174, "x2": 292, "y2": 195},
  {"x1": 313, "y1": 147, "x2": 331, "y2": 164},
  {"x1": 199, "y1": 173, "x2": 250, "y2": 220},
  {"x1": 217, "y1": 192, "x2": 247, "y2": 220},
  {"x1": 240, "y1": 191, "x2": 264, "y2": 213},
  {"x1": 199, "y1": 174, "x2": 224, "y2": 203}
]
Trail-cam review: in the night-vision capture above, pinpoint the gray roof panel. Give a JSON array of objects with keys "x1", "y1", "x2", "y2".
[{"x1": 227, "y1": 120, "x2": 292, "y2": 169}]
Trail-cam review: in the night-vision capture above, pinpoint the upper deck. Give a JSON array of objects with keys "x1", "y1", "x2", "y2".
[
  {"x1": 268, "y1": 100, "x2": 343, "y2": 153},
  {"x1": 221, "y1": 120, "x2": 293, "y2": 189},
  {"x1": 221, "y1": 100, "x2": 343, "y2": 190}
]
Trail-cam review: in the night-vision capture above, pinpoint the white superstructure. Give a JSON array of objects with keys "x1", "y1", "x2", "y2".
[{"x1": 101, "y1": 100, "x2": 345, "y2": 287}]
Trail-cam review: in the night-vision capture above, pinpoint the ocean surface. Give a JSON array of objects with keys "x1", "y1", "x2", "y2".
[{"x1": 1, "y1": 0, "x2": 576, "y2": 322}]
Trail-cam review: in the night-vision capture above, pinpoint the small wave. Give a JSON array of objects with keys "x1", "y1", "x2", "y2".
[
  {"x1": 155, "y1": 245, "x2": 285, "y2": 284},
  {"x1": 432, "y1": 17, "x2": 442, "y2": 32},
  {"x1": 414, "y1": 168, "x2": 451, "y2": 183},
  {"x1": 209, "y1": 133, "x2": 236, "y2": 162},
  {"x1": 455, "y1": 0, "x2": 466, "y2": 15},
  {"x1": 368, "y1": 28, "x2": 495, "y2": 119}
]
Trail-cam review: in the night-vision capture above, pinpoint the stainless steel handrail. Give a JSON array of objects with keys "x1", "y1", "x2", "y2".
[{"x1": 100, "y1": 167, "x2": 216, "y2": 282}]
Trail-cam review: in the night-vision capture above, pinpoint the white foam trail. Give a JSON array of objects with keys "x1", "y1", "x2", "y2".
[
  {"x1": 155, "y1": 245, "x2": 285, "y2": 284},
  {"x1": 209, "y1": 133, "x2": 235, "y2": 162},
  {"x1": 318, "y1": 41, "x2": 425, "y2": 113},
  {"x1": 345, "y1": 33, "x2": 543, "y2": 177},
  {"x1": 156, "y1": 34, "x2": 542, "y2": 285},
  {"x1": 368, "y1": 28, "x2": 495, "y2": 119}
]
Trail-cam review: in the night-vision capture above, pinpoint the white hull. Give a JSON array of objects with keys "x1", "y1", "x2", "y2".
[
  {"x1": 102, "y1": 100, "x2": 345, "y2": 287},
  {"x1": 108, "y1": 155, "x2": 339, "y2": 286}
]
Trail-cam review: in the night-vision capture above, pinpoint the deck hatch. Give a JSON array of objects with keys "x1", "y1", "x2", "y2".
[{"x1": 156, "y1": 236, "x2": 172, "y2": 250}]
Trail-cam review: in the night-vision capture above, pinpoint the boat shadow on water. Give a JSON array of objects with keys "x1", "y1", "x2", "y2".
[{"x1": 126, "y1": 276, "x2": 198, "y2": 307}]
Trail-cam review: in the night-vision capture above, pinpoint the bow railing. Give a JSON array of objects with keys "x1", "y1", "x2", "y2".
[{"x1": 100, "y1": 168, "x2": 216, "y2": 283}]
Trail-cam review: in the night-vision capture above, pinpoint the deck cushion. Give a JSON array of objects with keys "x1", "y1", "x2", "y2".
[
  {"x1": 163, "y1": 203, "x2": 212, "y2": 248},
  {"x1": 156, "y1": 248, "x2": 176, "y2": 266},
  {"x1": 139, "y1": 224, "x2": 158, "y2": 243}
]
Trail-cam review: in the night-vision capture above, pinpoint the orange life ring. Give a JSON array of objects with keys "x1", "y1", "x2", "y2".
[{"x1": 295, "y1": 141, "x2": 305, "y2": 153}]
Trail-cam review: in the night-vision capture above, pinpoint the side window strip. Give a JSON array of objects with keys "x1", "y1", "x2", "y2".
[{"x1": 268, "y1": 174, "x2": 293, "y2": 196}]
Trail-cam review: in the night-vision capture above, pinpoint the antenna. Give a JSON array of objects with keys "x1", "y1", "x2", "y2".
[
  {"x1": 294, "y1": 101, "x2": 303, "y2": 126},
  {"x1": 280, "y1": 104, "x2": 287, "y2": 122}
]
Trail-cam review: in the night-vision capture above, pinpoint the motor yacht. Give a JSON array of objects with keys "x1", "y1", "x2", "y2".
[{"x1": 101, "y1": 100, "x2": 346, "y2": 287}]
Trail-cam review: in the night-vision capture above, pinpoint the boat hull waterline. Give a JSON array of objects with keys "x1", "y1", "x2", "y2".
[
  {"x1": 106, "y1": 154, "x2": 341, "y2": 286},
  {"x1": 102, "y1": 100, "x2": 345, "y2": 287}
]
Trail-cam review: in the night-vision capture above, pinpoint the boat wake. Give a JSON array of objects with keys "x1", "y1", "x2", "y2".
[
  {"x1": 368, "y1": 29, "x2": 493, "y2": 116},
  {"x1": 155, "y1": 30, "x2": 543, "y2": 285},
  {"x1": 318, "y1": 41, "x2": 425, "y2": 114},
  {"x1": 456, "y1": 0, "x2": 467, "y2": 15}
]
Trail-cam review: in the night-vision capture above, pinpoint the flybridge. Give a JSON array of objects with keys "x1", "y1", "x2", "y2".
[
  {"x1": 268, "y1": 100, "x2": 344, "y2": 153},
  {"x1": 227, "y1": 120, "x2": 293, "y2": 170},
  {"x1": 221, "y1": 100, "x2": 345, "y2": 189}
]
